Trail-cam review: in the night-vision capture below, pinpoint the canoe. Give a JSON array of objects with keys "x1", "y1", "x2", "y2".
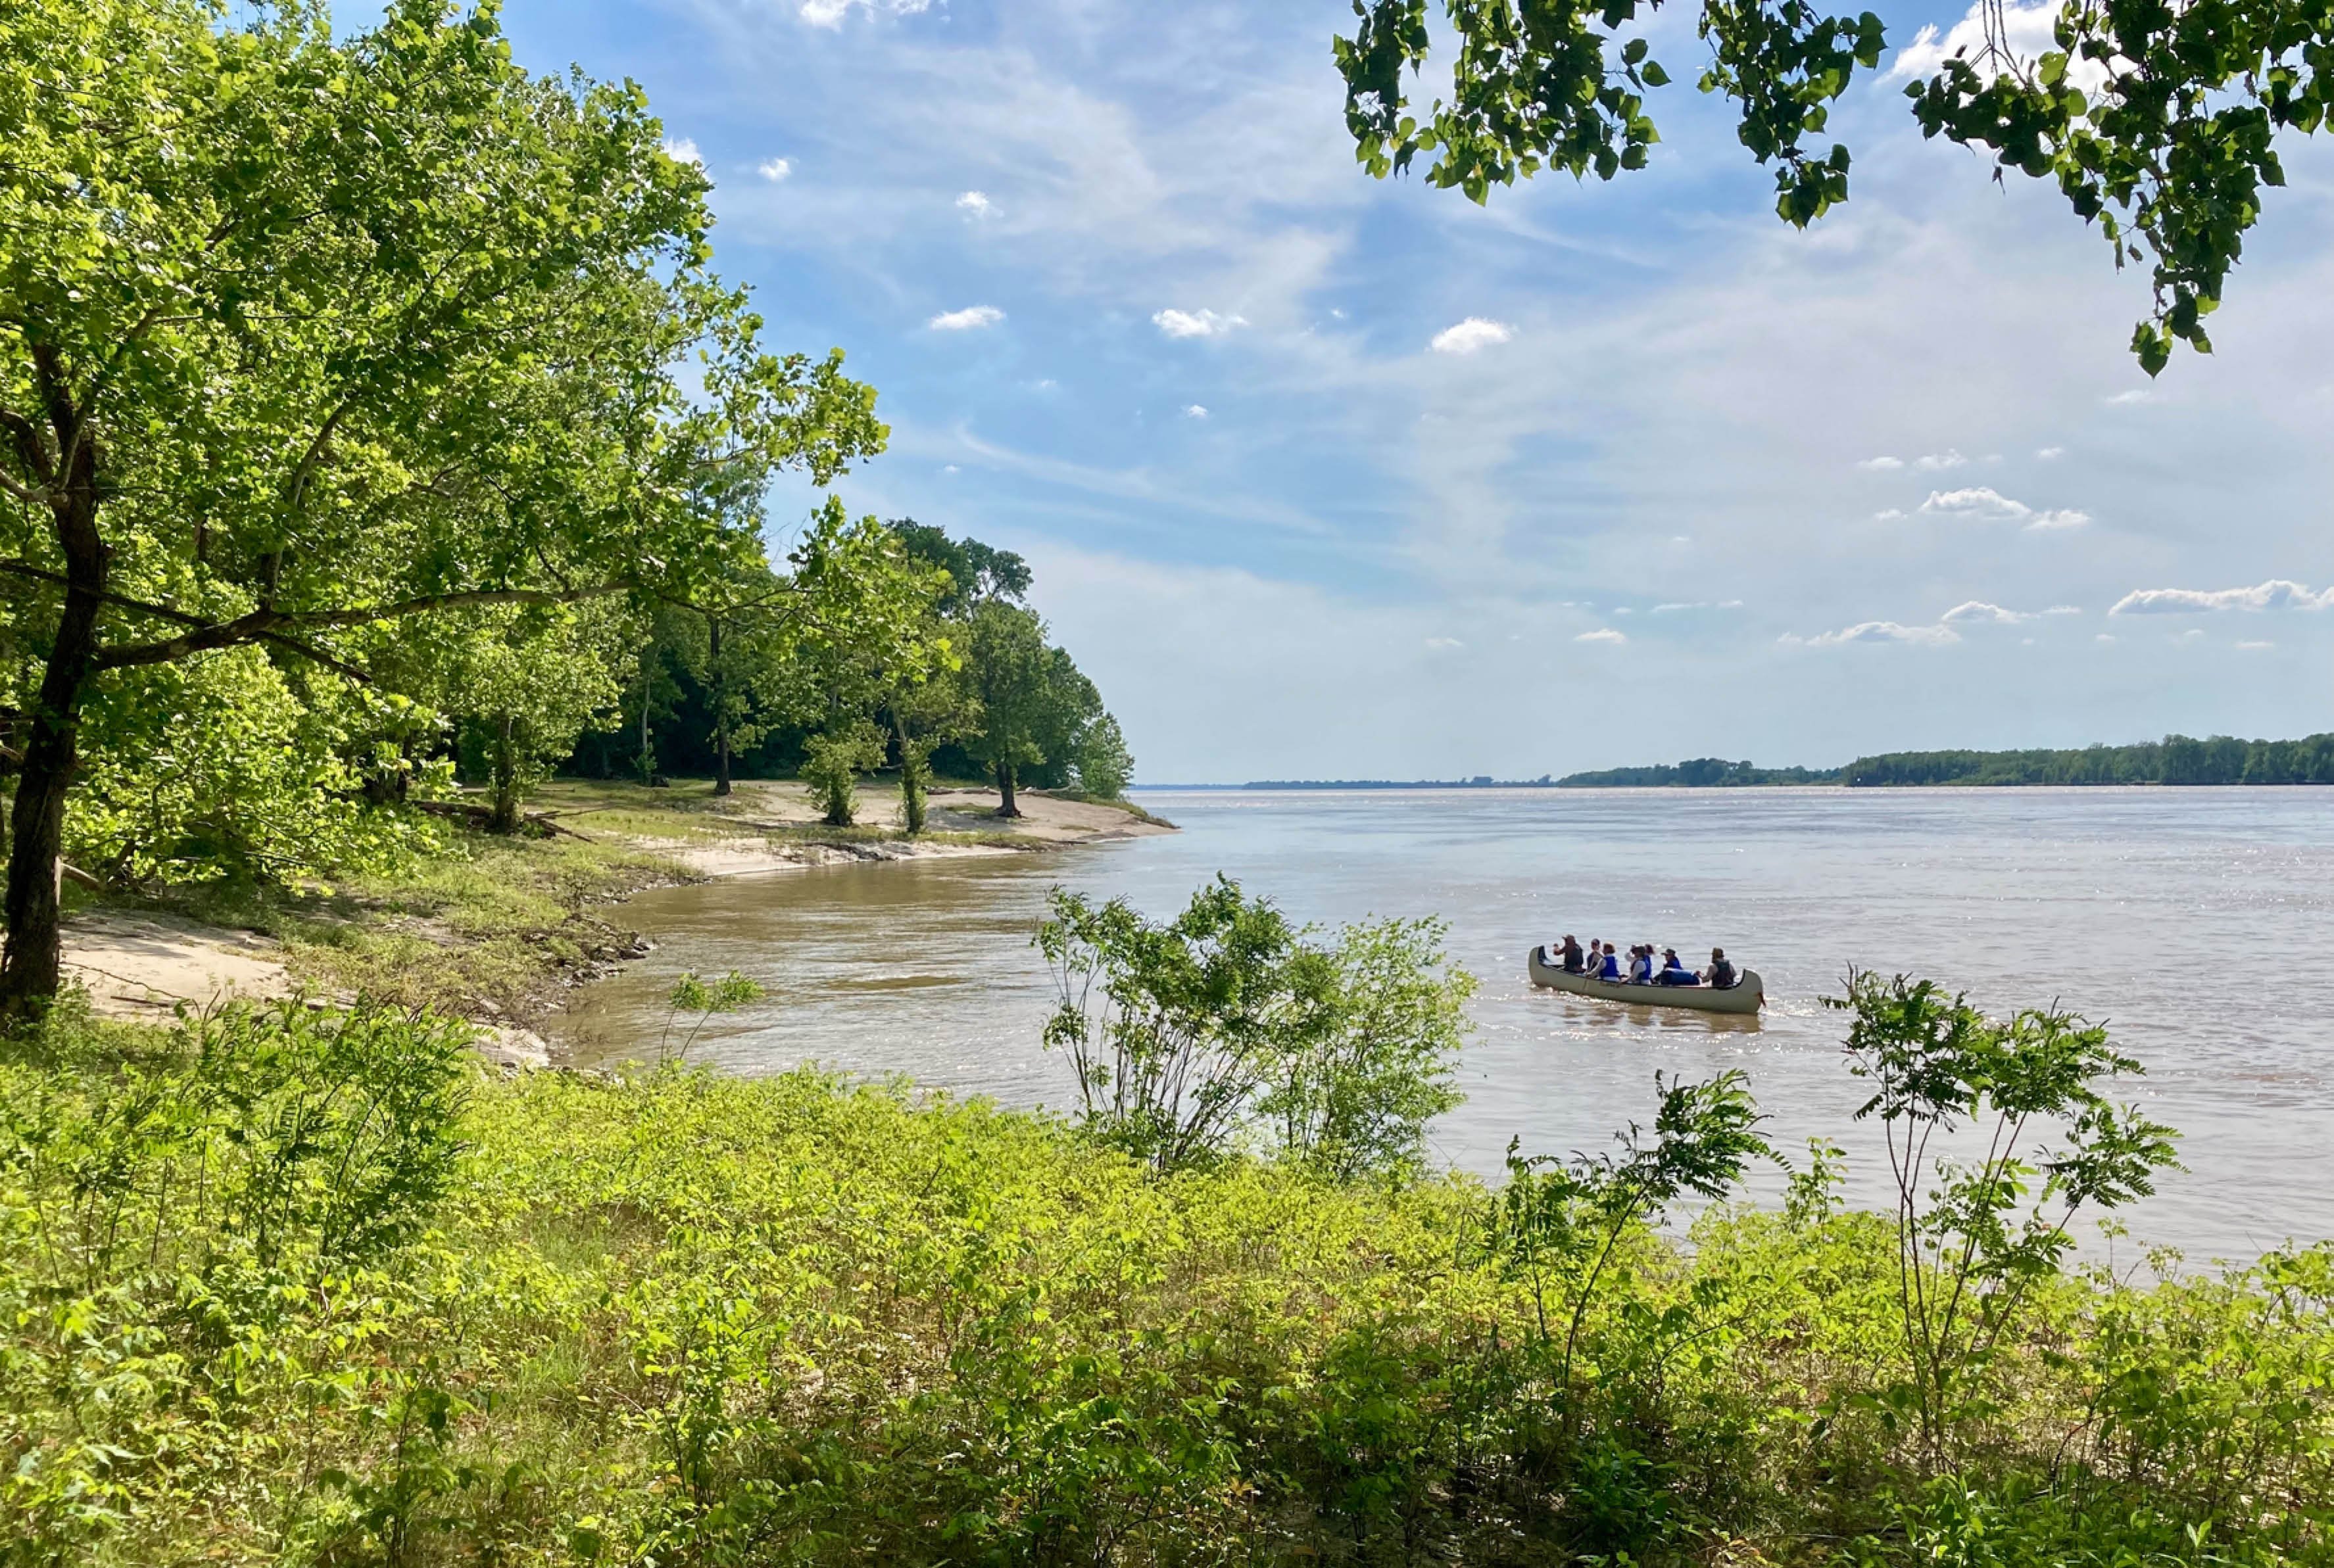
[{"x1": 1526, "y1": 947, "x2": 1764, "y2": 1014}]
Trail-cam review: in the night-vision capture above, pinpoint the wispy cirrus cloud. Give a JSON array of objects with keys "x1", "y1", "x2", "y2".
[
  {"x1": 2110, "y1": 580, "x2": 2334, "y2": 615},
  {"x1": 1574, "y1": 627, "x2": 1627, "y2": 644}
]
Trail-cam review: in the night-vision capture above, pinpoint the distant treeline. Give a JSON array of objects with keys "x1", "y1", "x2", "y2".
[
  {"x1": 1841, "y1": 732, "x2": 2334, "y2": 786},
  {"x1": 1551, "y1": 759, "x2": 1840, "y2": 788},
  {"x1": 1244, "y1": 734, "x2": 2334, "y2": 792}
]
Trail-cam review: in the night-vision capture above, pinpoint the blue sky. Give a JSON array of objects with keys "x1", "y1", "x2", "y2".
[{"x1": 500, "y1": 0, "x2": 2334, "y2": 782}]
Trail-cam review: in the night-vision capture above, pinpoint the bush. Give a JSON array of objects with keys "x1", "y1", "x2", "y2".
[
  {"x1": 2, "y1": 986, "x2": 2329, "y2": 1566},
  {"x1": 1036, "y1": 876, "x2": 1474, "y2": 1174}
]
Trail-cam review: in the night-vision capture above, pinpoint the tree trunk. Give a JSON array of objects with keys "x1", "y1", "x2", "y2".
[
  {"x1": 710, "y1": 619, "x2": 731, "y2": 797},
  {"x1": 0, "y1": 496, "x2": 106, "y2": 1018},
  {"x1": 489, "y1": 713, "x2": 521, "y2": 834},
  {"x1": 638, "y1": 643, "x2": 655, "y2": 786},
  {"x1": 995, "y1": 759, "x2": 1021, "y2": 819}
]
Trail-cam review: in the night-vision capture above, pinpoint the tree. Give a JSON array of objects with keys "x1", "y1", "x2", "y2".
[
  {"x1": 0, "y1": 1, "x2": 883, "y2": 1010},
  {"x1": 959, "y1": 603, "x2": 1052, "y2": 819},
  {"x1": 891, "y1": 521, "x2": 1032, "y2": 614},
  {"x1": 1333, "y1": 0, "x2": 2334, "y2": 371},
  {"x1": 421, "y1": 604, "x2": 631, "y2": 833},
  {"x1": 1070, "y1": 711, "x2": 1135, "y2": 800}
]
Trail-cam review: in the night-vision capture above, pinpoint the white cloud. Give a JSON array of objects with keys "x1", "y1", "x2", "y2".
[
  {"x1": 1183, "y1": 404, "x2": 1209, "y2": 419},
  {"x1": 2045, "y1": 605, "x2": 2083, "y2": 616},
  {"x1": 2037, "y1": 445, "x2": 2065, "y2": 459},
  {"x1": 663, "y1": 137, "x2": 703, "y2": 166},
  {"x1": 1916, "y1": 487, "x2": 2088, "y2": 529},
  {"x1": 800, "y1": 0, "x2": 933, "y2": 26},
  {"x1": 928, "y1": 304, "x2": 1005, "y2": 331},
  {"x1": 758, "y1": 157, "x2": 792, "y2": 181},
  {"x1": 1940, "y1": 600, "x2": 2031, "y2": 625},
  {"x1": 956, "y1": 189, "x2": 994, "y2": 216},
  {"x1": 1806, "y1": 620, "x2": 1961, "y2": 647},
  {"x1": 2105, "y1": 389, "x2": 2158, "y2": 406},
  {"x1": 1424, "y1": 636, "x2": 1464, "y2": 650},
  {"x1": 1888, "y1": 0, "x2": 2112, "y2": 88},
  {"x1": 1914, "y1": 448, "x2": 1969, "y2": 471},
  {"x1": 1857, "y1": 455, "x2": 1904, "y2": 471},
  {"x1": 1574, "y1": 628, "x2": 1627, "y2": 645},
  {"x1": 2237, "y1": 640, "x2": 2276, "y2": 650},
  {"x1": 2109, "y1": 580, "x2": 2334, "y2": 615},
  {"x1": 1153, "y1": 307, "x2": 1246, "y2": 339},
  {"x1": 1430, "y1": 317, "x2": 1515, "y2": 355},
  {"x1": 1919, "y1": 485, "x2": 2027, "y2": 519},
  {"x1": 1874, "y1": 508, "x2": 1907, "y2": 521},
  {"x1": 2096, "y1": 634, "x2": 2117, "y2": 644}
]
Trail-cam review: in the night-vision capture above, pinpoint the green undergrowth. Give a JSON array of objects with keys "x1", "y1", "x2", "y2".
[{"x1": 3, "y1": 1004, "x2": 2329, "y2": 1567}]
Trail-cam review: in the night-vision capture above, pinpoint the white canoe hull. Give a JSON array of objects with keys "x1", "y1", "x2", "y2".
[{"x1": 1527, "y1": 949, "x2": 1764, "y2": 1014}]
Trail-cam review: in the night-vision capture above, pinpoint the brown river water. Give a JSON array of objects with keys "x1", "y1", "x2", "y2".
[{"x1": 547, "y1": 786, "x2": 2334, "y2": 1262}]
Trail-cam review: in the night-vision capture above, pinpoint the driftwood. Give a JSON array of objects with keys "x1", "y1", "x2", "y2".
[{"x1": 408, "y1": 798, "x2": 596, "y2": 842}]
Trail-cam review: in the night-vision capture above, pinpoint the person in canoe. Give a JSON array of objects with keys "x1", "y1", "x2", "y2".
[
  {"x1": 1655, "y1": 947, "x2": 1697, "y2": 986},
  {"x1": 1555, "y1": 934, "x2": 1585, "y2": 973},
  {"x1": 1702, "y1": 947, "x2": 1738, "y2": 988},
  {"x1": 1626, "y1": 945, "x2": 1655, "y2": 984},
  {"x1": 1593, "y1": 941, "x2": 1623, "y2": 981}
]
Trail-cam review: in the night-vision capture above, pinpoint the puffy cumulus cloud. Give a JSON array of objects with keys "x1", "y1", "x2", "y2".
[
  {"x1": 1940, "y1": 600, "x2": 2031, "y2": 625},
  {"x1": 1857, "y1": 455, "x2": 1905, "y2": 471},
  {"x1": 956, "y1": 189, "x2": 994, "y2": 216},
  {"x1": 2109, "y1": 580, "x2": 2334, "y2": 615},
  {"x1": 2037, "y1": 445, "x2": 2066, "y2": 459},
  {"x1": 758, "y1": 156, "x2": 793, "y2": 181},
  {"x1": 1913, "y1": 449, "x2": 1969, "y2": 471},
  {"x1": 1182, "y1": 404, "x2": 1209, "y2": 419},
  {"x1": 1919, "y1": 485, "x2": 2024, "y2": 517},
  {"x1": 800, "y1": 0, "x2": 933, "y2": 26},
  {"x1": 1574, "y1": 628, "x2": 1627, "y2": 644},
  {"x1": 928, "y1": 304, "x2": 1005, "y2": 331},
  {"x1": 1153, "y1": 307, "x2": 1246, "y2": 339},
  {"x1": 1430, "y1": 317, "x2": 1515, "y2": 354},
  {"x1": 662, "y1": 137, "x2": 703, "y2": 165},
  {"x1": 1916, "y1": 487, "x2": 2089, "y2": 529}
]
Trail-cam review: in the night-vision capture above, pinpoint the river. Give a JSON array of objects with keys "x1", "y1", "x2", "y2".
[{"x1": 547, "y1": 786, "x2": 2334, "y2": 1261}]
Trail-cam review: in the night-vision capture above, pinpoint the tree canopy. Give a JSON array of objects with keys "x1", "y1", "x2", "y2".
[
  {"x1": 0, "y1": 0, "x2": 883, "y2": 1007},
  {"x1": 1334, "y1": 0, "x2": 2334, "y2": 371}
]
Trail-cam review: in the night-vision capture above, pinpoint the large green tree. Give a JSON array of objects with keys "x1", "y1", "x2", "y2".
[
  {"x1": 1334, "y1": 0, "x2": 2334, "y2": 371},
  {"x1": 0, "y1": 0, "x2": 882, "y2": 1009},
  {"x1": 960, "y1": 602, "x2": 1104, "y2": 819}
]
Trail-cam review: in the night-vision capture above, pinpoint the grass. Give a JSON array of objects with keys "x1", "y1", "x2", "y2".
[{"x1": 3, "y1": 1002, "x2": 2329, "y2": 1567}]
